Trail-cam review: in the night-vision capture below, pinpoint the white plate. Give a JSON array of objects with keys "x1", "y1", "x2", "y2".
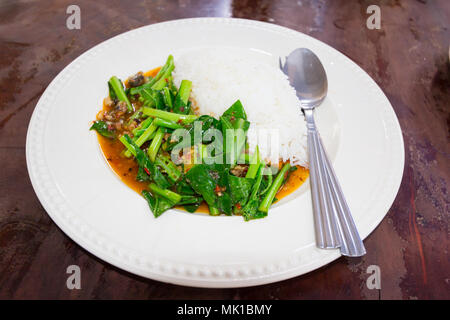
[{"x1": 26, "y1": 18, "x2": 404, "y2": 288}]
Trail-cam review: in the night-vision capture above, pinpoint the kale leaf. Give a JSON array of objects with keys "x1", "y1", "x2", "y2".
[
  {"x1": 90, "y1": 121, "x2": 115, "y2": 138},
  {"x1": 142, "y1": 190, "x2": 173, "y2": 218}
]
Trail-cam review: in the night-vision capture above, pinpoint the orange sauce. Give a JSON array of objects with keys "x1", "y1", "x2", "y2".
[
  {"x1": 276, "y1": 165, "x2": 309, "y2": 200},
  {"x1": 98, "y1": 135, "x2": 149, "y2": 193},
  {"x1": 97, "y1": 66, "x2": 309, "y2": 214},
  {"x1": 144, "y1": 67, "x2": 161, "y2": 78}
]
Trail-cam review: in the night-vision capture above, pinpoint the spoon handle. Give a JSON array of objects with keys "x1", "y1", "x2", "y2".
[
  {"x1": 304, "y1": 109, "x2": 341, "y2": 249},
  {"x1": 317, "y1": 137, "x2": 367, "y2": 257}
]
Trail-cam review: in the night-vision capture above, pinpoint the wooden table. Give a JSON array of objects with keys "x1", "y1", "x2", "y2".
[{"x1": 0, "y1": 0, "x2": 448, "y2": 299}]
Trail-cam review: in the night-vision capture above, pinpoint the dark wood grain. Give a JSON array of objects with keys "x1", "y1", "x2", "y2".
[{"x1": 0, "y1": 0, "x2": 448, "y2": 300}]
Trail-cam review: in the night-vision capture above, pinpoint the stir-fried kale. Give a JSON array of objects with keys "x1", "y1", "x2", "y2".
[{"x1": 92, "y1": 55, "x2": 296, "y2": 220}]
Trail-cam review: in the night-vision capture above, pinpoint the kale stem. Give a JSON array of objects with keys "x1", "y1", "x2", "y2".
[
  {"x1": 150, "y1": 56, "x2": 175, "y2": 90},
  {"x1": 119, "y1": 135, "x2": 136, "y2": 157},
  {"x1": 249, "y1": 165, "x2": 264, "y2": 200},
  {"x1": 151, "y1": 64, "x2": 174, "y2": 90},
  {"x1": 109, "y1": 76, "x2": 133, "y2": 112},
  {"x1": 233, "y1": 118, "x2": 247, "y2": 160},
  {"x1": 245, "y1": 146, "x2": 260, "y2": 179},
  {"x1": 126, "y1": 110, "x2": 142, "y2": 126},
  {"x1": 142, "y1": 107, "x2": 198, "y2": 123},
  {"x1": 148, "y1": 183, "x2": 181, "y2": 204},
  {"x1": 259, "y1": 166, "x2": 273, "y2": 196},
  {"x1": 178, "y1": 80, "x2": 192, "y2": 104},
  {"x1": 148, "y1": 55, "x2": 174, "y2": 87},
  {"x1": 173, "y1": 80, "x2": 192, "y2": 114},
  {"x1": 163, "y1": 87, "x2": 173, "y2": 109},
  {"x1": 238, "y1": 153, "x2": 251, "y2": 164},
  {"x1": 148, "y1": 127, "x2": 165, "y2": 162},
  {"x1": 132, "y1": 117, "x2": 153, "y2": 137},
  {"x1": 179, "y1": 195, "x2": 201, "y2": 205},
  {"x1": 155, "y1": 154, "x2": 181, "y2": 183},
  {"x1": 209, "y1": 205, "x2": 220, "y2": 216},
  {"x1": 153, "y1": 117, "x2": 184, "y2": 129},
  {"x1": 258, "y1": 163, "x2": 291, "y2": 213},
  {"x1": 124, "y1": 120, "x2": 158, "y2": 158},
  {"x1": 193, "y1": 144, "x2": 208, "y2": 164}
]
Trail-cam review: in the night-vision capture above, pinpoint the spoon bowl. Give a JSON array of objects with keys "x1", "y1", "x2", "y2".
[{"x1": 281, "y1": 48, "x2": 328, "y2": 109}]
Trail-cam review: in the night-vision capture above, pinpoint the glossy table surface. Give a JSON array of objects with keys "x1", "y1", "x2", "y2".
[{"x1": 0, "y1": 0, "x2": 448, "y2": 299}]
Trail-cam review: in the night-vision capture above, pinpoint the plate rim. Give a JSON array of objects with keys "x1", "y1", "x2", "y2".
[{"x1": 26, "y1": 17, "x2": 404, "y2": 288}]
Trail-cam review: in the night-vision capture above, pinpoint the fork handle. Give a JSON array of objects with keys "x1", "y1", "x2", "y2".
[{"x1": 304, "y1": 109, "x2": 341, "y2": 249}]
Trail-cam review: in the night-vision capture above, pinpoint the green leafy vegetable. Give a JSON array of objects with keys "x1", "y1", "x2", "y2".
[
  {"x1": 149, "y1": 183, "x2": 181, "y2": 204},
  {"x1": 119, "y1": 134, "x2": 170, "y2": 189},
  {"x1": 222, "y1": 100, "x2": 247, "y2": 120},
  {"x1": 148, "y1": 127, "x2": 165, "y2": 162},
  {"x1": 108, "y1": 82, "x2": 117, "y2": 100},
  {"x1": 185, "y1": 164, "x2": 232, "y2": 215},
  {"x1": 162, "y1": 87, "x2": 173, "y2": 109},
  {"x1": 109, "y1": 76, "x2": 133, "y2": 112},
  {"x1": 129, "y1": 55, "x2": 175, "y2": 95},
  {"x1": 92, "y1": 58, "x2": 303, "y2": 220},
  {"x1": 142, "y1": 190, "x2": 173, "y2": 218},
  {"x1": 153, "y1": 118, "x2": 184, "y2": 130},
  {"x1": 155, "y1": 153, "x2": 182, "y2": 183},
  {"x1": 259, "y1": 163, "x2": 291, "y2": 213},
  {"x1": 228, "y1": 174, "x2": 253, "y2": 206},
  {"x1": 258, "y1": 168, "x2": 273, "y2": 196},
  {"x1": 245, "y1": 146, "x2": 260, "y2": 178},
  {"x1": 185, "y1": 164, "x2": 218, "y2": 208},
  {"x1": 90, "y1": 121, "x2": 115, "y2": 138},
  {"x1": 173, "y1": 80, "x2": 192, "y2": 114},
  {"x1": 142, "y1": 107, "x2": 198, "y2": 124},
  {"x1": 183, "y1": 203, "x2": 201, "y2": 213},
  {"x1": 242, "y1": 165, "x2": 267, "y2": 221},
  {"x1": 124, "y1": 120, "x2": 158, "y2": 158}
]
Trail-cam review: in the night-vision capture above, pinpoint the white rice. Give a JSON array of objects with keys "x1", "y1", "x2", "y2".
[{"x1": 173, "y1": 48, "x2": 308, "y2": 167}]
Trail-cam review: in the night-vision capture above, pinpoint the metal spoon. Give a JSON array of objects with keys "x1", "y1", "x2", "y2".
[{"x1": 280, "y1": 48, "x2": 366, "y2": 257}]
